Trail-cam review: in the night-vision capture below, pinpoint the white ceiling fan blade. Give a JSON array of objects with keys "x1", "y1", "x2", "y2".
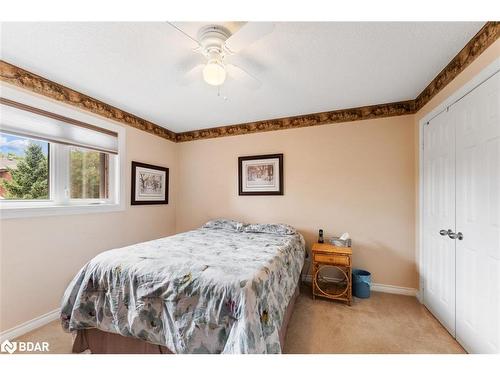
[
  {"x1": 226, "y1": 63, "x2": 262, "y2": 90},
  {"x1": 225, "y1": 22, "x2": 274, "y2": 53},
  {"x1": 178, "y1": 64, "x2": 204, "y2": 86},
  {"x1": 166, "y1": 21, "x2": 201, "y2": 50}
]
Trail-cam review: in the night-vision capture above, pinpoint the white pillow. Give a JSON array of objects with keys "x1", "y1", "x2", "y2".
[
  {"x1": 242, "y1": 223, "x2": 297, "y2": 235},
  {"x1": 202, "y1": 218, "x2": 244, "y2": 231}
]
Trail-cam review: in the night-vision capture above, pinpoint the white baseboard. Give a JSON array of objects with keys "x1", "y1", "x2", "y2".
[
  {"x1": 0, "y1": 308, "x2": 60, "y2": 342},
  {"x1": 371, "y1": 283, "x2": 417, "y2": 296},
  {"x1": 302, "y1": 274, "x2": 418, "y2": 297}
]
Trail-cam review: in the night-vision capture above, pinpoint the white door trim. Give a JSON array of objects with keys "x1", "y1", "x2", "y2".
[{"x1": 417, "y1": 57, "x2": 500, "y2": 303}]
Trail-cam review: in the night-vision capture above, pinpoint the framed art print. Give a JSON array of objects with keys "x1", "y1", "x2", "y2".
[
  {"x1": 238, "y1": 154, "x2": 283, "y2": 195},
  {"x1": 131, "y1": 161, "x2": 169, "y2": 205}
]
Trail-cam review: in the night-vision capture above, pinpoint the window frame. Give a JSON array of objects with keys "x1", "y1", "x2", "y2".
[{"x1": 0, "y1": 85, "x2": 126, "y2": 219}]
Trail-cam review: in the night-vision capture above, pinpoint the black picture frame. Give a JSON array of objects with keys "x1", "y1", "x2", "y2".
[
  {"x1": 238, "y1": 153, "x2": 284, "y2": 196},
  {"x1": 131, "y1": 161, "x2": 169, "y2": 205}
]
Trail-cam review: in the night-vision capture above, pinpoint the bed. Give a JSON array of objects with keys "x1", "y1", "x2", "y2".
[{"x1": 61, "y1": 219, "x2": 306, "y2": 354}]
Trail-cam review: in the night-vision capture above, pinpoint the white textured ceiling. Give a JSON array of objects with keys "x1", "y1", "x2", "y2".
[{"x1": 0, "y1": 22, "x2": 484, "y2": 132}]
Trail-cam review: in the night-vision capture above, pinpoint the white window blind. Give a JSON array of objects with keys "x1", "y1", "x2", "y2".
[{"x1": 0, "y1": 98, "x2": 118, "y2": 154}]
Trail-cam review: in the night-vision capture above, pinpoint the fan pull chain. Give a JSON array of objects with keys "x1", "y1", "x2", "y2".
[{"x1": 216, "y1": 86, "x2": 228, "y2": 101}]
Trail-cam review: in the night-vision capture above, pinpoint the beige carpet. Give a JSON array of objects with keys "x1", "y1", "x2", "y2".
[
  {"x1": 285, "y1": 287, "x2": 465, "y2": 353},
  {"x1": 10, "y1": 288, "x2": 465, "y2": 354}
]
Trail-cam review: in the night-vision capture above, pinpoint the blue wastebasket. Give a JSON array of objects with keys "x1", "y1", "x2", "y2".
[{"x1": 352, "y1": 269, "x2": 371, "y2": 298}]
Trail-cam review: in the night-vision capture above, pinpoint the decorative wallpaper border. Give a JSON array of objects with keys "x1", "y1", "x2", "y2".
[
  {"x1": 414, "y1": 21, "x2": 499, "y2": 111},
  {"x1": 1, "y1": 22, "x2": 498, "y2": 143},
  {"x1": 176, "y1": 100, "x2": 415, "y2": 142},
  {"x1": 0, "y1": 60, "x2": 177, "y2": 142}
]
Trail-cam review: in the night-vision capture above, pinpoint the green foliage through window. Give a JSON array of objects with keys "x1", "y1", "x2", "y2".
[
  {"x1": 70, "y1": 148, "x2": 108, "y2": 199},
  {"x1": 1, "y1": 143, "x2": 49, "y2": 199}
]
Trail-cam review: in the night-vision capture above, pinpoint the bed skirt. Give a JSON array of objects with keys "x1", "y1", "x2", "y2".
[{"x1": 71, "y1": 285, "x2": 300, "y2": 354}]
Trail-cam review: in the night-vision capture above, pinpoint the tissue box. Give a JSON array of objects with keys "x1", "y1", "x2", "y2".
[{"x1": 330, "y1": 237, "x2": 352, "y2": 247}]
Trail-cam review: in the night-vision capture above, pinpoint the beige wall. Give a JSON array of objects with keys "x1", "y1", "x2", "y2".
[
  {"x1": 0, "y1": 126, "x2": 177, "y2": 331},
  {"x1": 176, "y1": 115, "x2": 417, "y2": 289}
]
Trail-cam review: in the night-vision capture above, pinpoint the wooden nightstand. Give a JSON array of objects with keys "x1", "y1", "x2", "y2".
[{"x1": 311, "y1": 242, "x2": 352, "y2": 305}]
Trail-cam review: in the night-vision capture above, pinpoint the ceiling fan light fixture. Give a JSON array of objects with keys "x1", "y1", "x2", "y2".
[{"x1": 203, "y1": 59, "x2": 226, "y2": 86}]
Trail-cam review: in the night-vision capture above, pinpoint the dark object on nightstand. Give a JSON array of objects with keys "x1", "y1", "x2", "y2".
[{"x1": 318, "y1": 229, "x2": 324, "y2": 243}]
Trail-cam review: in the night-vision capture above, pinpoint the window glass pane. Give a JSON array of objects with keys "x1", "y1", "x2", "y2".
[
  {"x1": 70, "y1": 147, "x2": 108, "y2": 199},
  {"x1": 0, "y1": 132, "x2": 49, "y2": 200}
]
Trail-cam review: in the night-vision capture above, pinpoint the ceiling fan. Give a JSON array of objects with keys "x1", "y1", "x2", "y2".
[{"x1": 168, "y1": 22, "x2": 274, "y2": 89}]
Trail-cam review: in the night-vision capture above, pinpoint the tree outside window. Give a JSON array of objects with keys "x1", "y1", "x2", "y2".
[{"x1": 0, "y1": 134, "x2": 49, "y2": 200}]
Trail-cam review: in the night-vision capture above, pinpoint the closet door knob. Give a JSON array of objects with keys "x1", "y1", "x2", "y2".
[
  {"x1": 447, "y1": 230, "x2": 463, "y2": 240},
  {"x1": 439, "y1": 229, "x2": 448, "y2": 236}
]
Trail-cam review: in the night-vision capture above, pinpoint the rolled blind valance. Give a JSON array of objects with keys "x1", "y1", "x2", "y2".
[{"x1": 0, "y1": 98, "x2": 118, "y2": 154}]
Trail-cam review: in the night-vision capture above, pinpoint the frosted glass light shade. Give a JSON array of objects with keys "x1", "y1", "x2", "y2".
[{"x1": 203, "y1": 60, "x2": 226, "y2": 86}]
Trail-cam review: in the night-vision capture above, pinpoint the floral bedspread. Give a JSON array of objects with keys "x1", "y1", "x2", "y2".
[{"x1": 60, "y1": 221, "x2": 305, "y2": 354}]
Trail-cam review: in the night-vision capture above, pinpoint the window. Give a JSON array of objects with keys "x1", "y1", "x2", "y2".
[
  {"x1": 0, "y1": 97, "x2": 124, "y2": 218},
  {"x1": 70, "y1": 147, "x2": 108, "y2": 200}
]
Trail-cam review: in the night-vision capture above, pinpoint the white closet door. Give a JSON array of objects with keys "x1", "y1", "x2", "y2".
[
  {"x1": 455, "y1": 72, "x2": 500, "y2": 353},
  {"x1": 423, "y1": 109, "x2": 456, "y2": 335}
]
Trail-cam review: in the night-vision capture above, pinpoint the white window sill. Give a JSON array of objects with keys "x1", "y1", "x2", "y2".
[{"x1": 0, "y1": 202, "x2": 125, "y2": 219}]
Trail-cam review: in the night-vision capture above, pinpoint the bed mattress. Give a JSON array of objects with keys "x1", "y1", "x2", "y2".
[{"x1": 61, "y1": 222, "x2": 305, "y2": 354}]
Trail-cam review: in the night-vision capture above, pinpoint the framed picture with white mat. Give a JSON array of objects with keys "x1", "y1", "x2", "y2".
[
  {"x1": 238, "y1": 154, "x2": 283, "y2": 196},
  {"x1": 131, "y1": 161, "x2": 169, "y2": 205}
]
